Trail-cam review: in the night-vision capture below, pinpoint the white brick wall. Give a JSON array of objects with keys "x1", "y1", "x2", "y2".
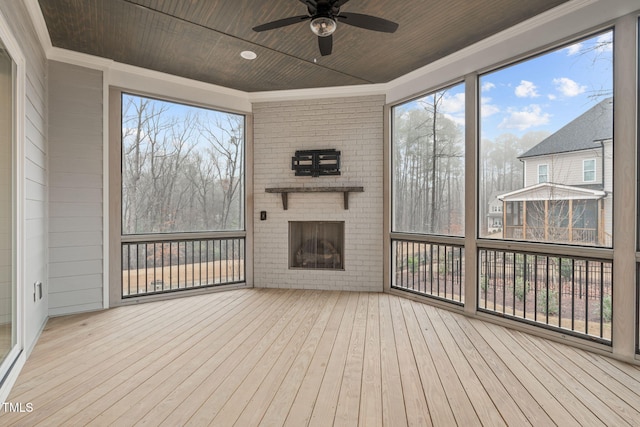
[{"x1": 253, "y1": 95, "x2": 384, "y2": 292}]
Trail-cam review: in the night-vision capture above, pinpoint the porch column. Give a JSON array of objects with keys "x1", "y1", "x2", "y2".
[
  {"x1": 598, "y1": 198, "x2": 604, "y2": 246},
  {"x1": 544, "y1": 200, "x2": 548, "y2": 241},
  {"x1": 502, "y1": 200, "x2": 506, "y2": 239},
  {"x1": 568, "y1": 199, "x2": 573, "y2": 243},
  {"x1": 612, "y1": 13, "x2": 636, "y2": 360},
  {"x1": 522, "y1": 201, "x2": 526, "y2": 239}
]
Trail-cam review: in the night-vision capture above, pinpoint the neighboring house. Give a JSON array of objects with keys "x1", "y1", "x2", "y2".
[
  {"x1": 498, "y1": 97, "x2": 613, "y2": 246},
  {"x1": 486, "y1": 192, "x2": 504, "y2": 234}
]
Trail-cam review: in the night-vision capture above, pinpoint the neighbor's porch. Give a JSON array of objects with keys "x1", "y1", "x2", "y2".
[
  {"x1": 499, "y1": 183, "x2": 608, "y2": 246},
  {"x1": 3, "y1": 288, "x2": 640, "y2": 425}
]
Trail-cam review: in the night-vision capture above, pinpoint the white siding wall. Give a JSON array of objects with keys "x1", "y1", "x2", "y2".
[
  {"x1": 0, "y1": 1, "x2": 48, "y2": 353},
  {"x1": 48, "y1": 61, "x2": 103, "y2": 316},
  {"x1": 524, "y1": 148, "x2": 603, "y2": 187},
  {"x1": 253, "y1": 95, "x2": 384, "y2": 292}
]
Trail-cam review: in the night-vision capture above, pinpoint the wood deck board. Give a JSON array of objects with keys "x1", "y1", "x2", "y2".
[
  {"x1": 400, "y1": 298, "x2": 456, "y2": 426},
  {"x1": 387, "y1": 295, "x2": 432, "y2": 426},
  {"x1": 514, "y1": 330, "x2": 629, "y2": 426},
  {"x1": 413, "y1": 303, "x2": 480, "y2": 426},
  {"x1": 42, "y1": 290, "x2": 257, "y2": 425},
  {"x1": 520, "y1": 332, "x2": 639, "y2": 426},
  {"x1": 88, "y1": 289, "x2": 292, "y2": 425},
  {"x1": 424, "y1": 305, "x2": 506, "y2": 427},
  {"x1": 454, "y1": 315, "x2": 556, "y2": 425},
  {"x1": 3, "y1": 288, "x2": 640, "y2": 426},
  {"x1": 378, "y1": 294, "x2": 408, "y2": 427},
  {"x1": 6, "y1": 291, "x2": 243, "y2": 423},
  {"x1": 307, "y1": 292, "x2": 358, "y2": 427},
  {"x1": 134, "y1": 289, "x2": 299, "y2": 426},
  {"x1": 490, "y1": 326, "x2": 605, "y2": 426}
]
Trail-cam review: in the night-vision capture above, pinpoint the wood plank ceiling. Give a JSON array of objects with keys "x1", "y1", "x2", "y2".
[{"x1": 38, "y1": 0, "x2": 569, "y2": 92}]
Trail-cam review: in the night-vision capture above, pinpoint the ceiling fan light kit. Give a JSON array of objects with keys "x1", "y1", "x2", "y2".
[
  {"x1": 310, "y1": 17, "x2": 337, "y2": 37},
  {"x1": 252, "y1": 0, "x2": 398, "y2": 56}
]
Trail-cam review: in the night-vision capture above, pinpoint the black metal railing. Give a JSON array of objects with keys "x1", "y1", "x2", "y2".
[
  {"x1": 479, "y1": 248, "x2": 612, "y2": 343},
  {"x1": 392, "y1": 238, "x2": 464, "y2": 305},
  {"x1": 122, "y1": 236, "x2": 245, "y2": 298}
]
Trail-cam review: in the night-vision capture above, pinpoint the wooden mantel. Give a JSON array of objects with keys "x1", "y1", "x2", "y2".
[{"x1": 265, "y1": 186, "x2": 364, "y2": 210}]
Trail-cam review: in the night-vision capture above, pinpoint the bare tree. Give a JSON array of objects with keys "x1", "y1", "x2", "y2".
[{"x1": 121, "y1": 94, "x2": 245, "y2": 235}]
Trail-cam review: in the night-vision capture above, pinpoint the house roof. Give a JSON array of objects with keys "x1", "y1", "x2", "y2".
[
  {"x1": 498, "y1": 182, "x2": 606, "y2": 202},
  {"x1": 518, "y1": 97, "x2": 613, "y2": 159}
]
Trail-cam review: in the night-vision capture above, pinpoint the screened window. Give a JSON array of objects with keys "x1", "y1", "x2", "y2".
[
  {"x1": 121, "y1": 93, "x2": 245, "y2": 234},
  {"x1": 538, "y1": 164, "x2": 548, "y2": 183},
  {"x1": 583, "y1": 159, "x2": 596, "y2": 182},
  {"x1": 0, "y1": 39, "x2": 16, "y2": 372},
  {"x1": 479, "y1": 30, "x2": 613, "y2": 247},
  {"x1": 391, "y1": 82, "x2": 465, "y2": 236}
]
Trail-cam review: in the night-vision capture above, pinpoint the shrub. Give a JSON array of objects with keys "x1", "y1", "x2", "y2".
[
  {"x1": 407, "y1": 256, "x2": 419, "y2": 273},
  {"x1": 480, "y1": 275, "x2": 488, "y2": 292},
  {"x1": 602, "y1": 294, "x2": 612, "y2": 323},
  {"x1": 560, "y1": 259, "x2": 573, "y2": 281},
  {"x1": 537, "y1": 288, "x2": 559, "y2": 316},
  {"x1": 514, "y1": 276, "x2": 529, "y2": 302}
]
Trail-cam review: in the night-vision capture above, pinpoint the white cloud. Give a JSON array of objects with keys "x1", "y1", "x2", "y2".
[
  {"x1": 498, "y1": 104, "x2": 550, "y2": 131},
  {"x1": 481, "y1": 82, "x2": 495, "y2": 92},
  {"x1": 565, "y1": 43, "x2": 582, "y2": 56},
  {"x1": 480, "y1": 97, "x2": 499, "y2": 118},
  {"x1": 515, "y1": 80, "x2": 539, "y2": 98},
  {"x1": 547, "y1": 94, "x2": 557, "y2": 100},
  {"x1": 440, "y1": 93, "x2": 465, "y2": 114},
  {"x1": 553, "y1": 77, "x2": 586, "y2": 97},
  {"x1": 596, "y1": 32, "x2": 613, "y2": 53},
  {"x1": 440, "y1": 92, "x2": 466, "y2": 126}
]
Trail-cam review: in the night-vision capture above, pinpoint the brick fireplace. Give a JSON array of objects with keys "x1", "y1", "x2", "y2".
[{"x1": 252, "y1": 95, "x2": 384, "y2": 292}]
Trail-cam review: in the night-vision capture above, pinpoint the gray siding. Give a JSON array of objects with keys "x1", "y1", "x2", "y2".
[
  {"x1": 0, "y1": 1, "x2": 49, "y2": 354},
  {"x1": 48, "y1": 61, "x2": 103, "y2": 316}
]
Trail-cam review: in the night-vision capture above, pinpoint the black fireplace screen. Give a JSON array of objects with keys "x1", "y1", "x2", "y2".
[{"x1": 289, "y1": 221, "x2": 344, "y2": 269}]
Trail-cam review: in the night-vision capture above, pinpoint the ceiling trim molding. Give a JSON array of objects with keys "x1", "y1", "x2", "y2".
[
  {"x1": 248, "y1": 83, "x2": 389, "y2": 104},
  {"x1": 23, "y1": 0, "x2": 52, "y2": 55},
  {"x1": 46, "y1": 47, "x2": 252, "y2": 112}
]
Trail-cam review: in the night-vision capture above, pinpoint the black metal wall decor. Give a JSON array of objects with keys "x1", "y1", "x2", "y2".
[{"x1": 291, "y1": 149, "x2": 341, "y2": 177}]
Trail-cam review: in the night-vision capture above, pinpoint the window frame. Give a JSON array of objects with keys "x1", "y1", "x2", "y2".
[
  {"x1": 120, "y1": 91, "x2": 247, "y2": 236},
  {"x1": 386, "y1": 25, "x2": 622, "y2": 346},
  {"x1": 390, "y1": 80, "x2": 466, "y2": 238},
  {"x1": 0, "y1": 11, "x2": 26, "y2": 400},
  {"x1": 583, "y1": 158, "x2": 596, "y2": 182},
  {"x1": 109, "y1": 87, "x2": 250, "y2": 306},
  {"x1": 538, "y1": 164, "x2": 549, "y2": 184}
]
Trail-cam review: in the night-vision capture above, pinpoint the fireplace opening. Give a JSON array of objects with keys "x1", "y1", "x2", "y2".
[{"x1": 289, "y1": 221, "x2": 344, "y2": 270}]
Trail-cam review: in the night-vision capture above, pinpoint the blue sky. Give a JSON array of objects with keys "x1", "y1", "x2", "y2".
[
  {"x1": 400, "y1": 30, "x2": 614, "y2": 143},
  {"x1": 479, "y1": 30, "x2": 613, "y2": 141}
]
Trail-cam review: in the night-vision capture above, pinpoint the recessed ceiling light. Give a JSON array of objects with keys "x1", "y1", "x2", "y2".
[{"x1": 240, "y1": 50, "x2": 257, "y2": 60}]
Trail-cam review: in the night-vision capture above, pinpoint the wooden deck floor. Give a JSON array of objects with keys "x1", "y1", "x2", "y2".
[{"x1": 3, "y1": 288, "x2": 640, "y2": 426}]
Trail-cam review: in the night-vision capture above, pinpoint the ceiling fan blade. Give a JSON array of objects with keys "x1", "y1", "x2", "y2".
[
  {"x1": 298, "y1": 0, "x2": 317, "y2": 14},
  {"x1": 332, "y1": 0, "x2": 352, "y2": 8},
  {"x1": 253, "y1": 15, "x2": 310, "y2": 32},
  {"x1": 318, "y1": 35, "x2": 333, "y2": 56},
  {"x1": 338, "y1": 12, "x2": 398, "y2": 33}
]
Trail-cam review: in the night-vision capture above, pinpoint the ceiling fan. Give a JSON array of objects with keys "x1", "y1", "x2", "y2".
[{"x1": 252, "y1": 0, "x2": 399, "y2": 56}]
